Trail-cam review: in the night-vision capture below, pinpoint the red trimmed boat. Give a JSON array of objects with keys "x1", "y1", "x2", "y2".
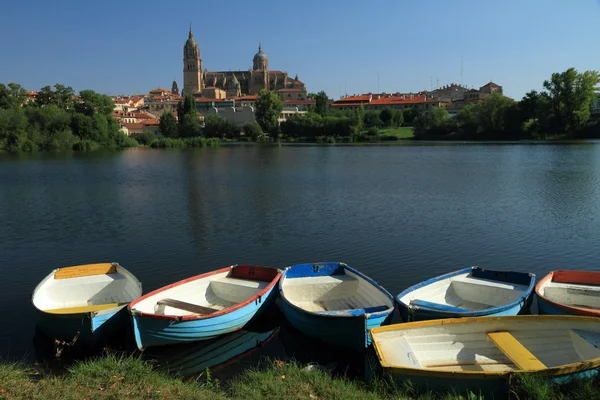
[
  {"x1": 536, "y1": 270, "x2": 600, "y2": 317},
  {"x1": 128, "y1": 265, "x2": 281, "y2": 350}
]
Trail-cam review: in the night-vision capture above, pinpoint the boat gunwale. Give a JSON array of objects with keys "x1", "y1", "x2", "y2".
[
  {"x1": 370, "y1": 315, "x2": 600, "y2": 379},
  {"x1": 535, "y1": 270, "x2": 600, "y2": 317},
  {"x1": 395, "y1": 267, "x2": 536, "y2": 317},
  {"x1": 32, "y1": 263, "x2": 141, "y2": 317},
  {"x1": 128, "y1": 265, "x2": 282, "y2": 321},
  {"x1": 279, "y1": 262, "x2": 395, "y2": 319}
]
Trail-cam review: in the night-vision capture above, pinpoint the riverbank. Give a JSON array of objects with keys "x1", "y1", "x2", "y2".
[{"x1": 1, "y1": 355, "x2": 599, "y2": 400}]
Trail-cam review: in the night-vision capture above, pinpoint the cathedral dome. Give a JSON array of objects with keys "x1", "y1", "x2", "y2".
[
  {"x1": 252, "y1": 44, "x2": 268, "y2": 70},
  {"x1": 253, "y1": 45, "x2": 268, "y2": 61}
]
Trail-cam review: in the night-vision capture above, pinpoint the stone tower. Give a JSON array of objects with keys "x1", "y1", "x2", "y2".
[
  {"x1": 183, "y1": 27, "x2": 203, "y2": 96},
  {"x1": 171, "y1": 80, "x2": 179, "y2": 95},
  {"x1": 250, "y1": 44, "x2": 269, "y2": 94}
]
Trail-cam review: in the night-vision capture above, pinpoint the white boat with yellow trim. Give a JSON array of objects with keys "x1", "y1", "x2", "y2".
[
  {"x1": 369, "y1": 315, "x2": 600, "y2": 393},
  {"x1": 32, "y1": 262, "x2": 142, "y2": 343}
]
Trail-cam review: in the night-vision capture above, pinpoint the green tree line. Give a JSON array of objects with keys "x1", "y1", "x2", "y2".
[
  {"x1": 413, "y1": 68, "x2": 600, "y2": 140},
  {"x1": 0, "y1": 83, "x2": 138, "y2": 152}
]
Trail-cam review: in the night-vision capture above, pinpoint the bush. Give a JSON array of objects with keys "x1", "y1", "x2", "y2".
[
  {"x1": 184, "y1": 137, "x2": 221, "y2": 148},
  {"x1": 367, "y1": 127, "x2": 379, "y2": 136},
  {"x1": 20, "y1": 138, "x2": 37, "y2": 152},
  {"x1": 243, "y1": 122, "x2": 263, "y2": 140},
  {"x1": 149, "y1": 138, "x2": 185, "y2": 148},
  {"x1": 72, "y1": 139, "x2": 99, "y2": 151},
  {"x1": 326, "y1": 136, "x2": 336, "y2": 143},
  {"x1": 135, "y1": 131, "x2": 156, "y2": 146}
]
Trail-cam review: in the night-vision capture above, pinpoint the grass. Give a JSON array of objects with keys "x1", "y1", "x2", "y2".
[
  {"x1": 2, "y1": 356, "x2": 600, "y2": 400},
  {"x1": 377, "y1": 127, "x2": 415, "y2": 139},
  {"x1": 149, "y1": 137, "x2": 221, "y2": 149}
]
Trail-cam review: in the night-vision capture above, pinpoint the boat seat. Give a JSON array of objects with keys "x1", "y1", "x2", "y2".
[
  {"x1": 55, "y1": 263, "x2": 117, "y2": 280},
  {"x1": 283, "y1": 275, "x2": 357, "y2": 286},
  {"x1": 156, "y1": 298, "x2": 219, "y2": 315},
  {"x1": 210, "y1": 277, "x2": 268, "y2": 303},
  {"x1": 452, "y1": 275, "x2": 528, "y2": 291},
  {"x1": 487, "y1": 331, "x2": 546, "y2": 371},
  {"x1": 44, "y1": 303, "x2": 122, "y2": 314},
  {"x1": 409, "y1": 299, "x2": 471, "y2": 313},
  {"x1": 545, "y1": 282, "x2": 600, "y2": 297}
]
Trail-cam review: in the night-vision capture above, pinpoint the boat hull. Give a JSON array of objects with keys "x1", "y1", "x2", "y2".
[
  {"x1": 279, "y1": 262, "x2": 394, "y2": 349},
  {"x1": 131, "y1": 283, "x2": 277, "y2": 349},
  {"x1": 369, "y1": 315, "x2": 600, "y2": 396}
]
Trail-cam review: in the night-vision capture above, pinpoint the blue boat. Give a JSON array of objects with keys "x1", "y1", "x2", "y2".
[
  {"x1": 396, "y1": 267, "x2": 535, "y2": 322},
  {"x1": 128, "y1": 265, "x2": 281, "y2": 350},
  {"x1": 279, "y1": 262, "x2": 394, "y2": 349},
  {"x1": 32, "y1": 263, "x2": 142, "y2": 344}
]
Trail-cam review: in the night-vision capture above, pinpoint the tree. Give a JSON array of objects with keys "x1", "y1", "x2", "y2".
[
  {"x1": 0, "y1": 107, "x2": 28, "y2": 152},
  {"x1": 36, "y1": 84, "x2": 74, "y2": 110},
  {"x1": 392, "y1": 109, "x2": 404, "y2": 127},
  {"x1": 243, "y1": 121, "x2": 262, "y2": 140},
  {"x1": 380, "y1": 108, "x2": 394, "y2": 127},
  {"x1": 75, "y1": 90, "x2": 114, "y2": 117},
  {"x1": 176, "y1": 95, "x2": 201, "y2": 137},
  {"x1": 202, "y1": 114, "x2": 238, "y2": 138},
  {"x1": 135, "y1": 131, "x2": 156, "y2": 145},
  {"x1": 543, "y1": 68, "x2": 600, "y2": 132},
  {"x1": 315, "y1": 91, "x2": 328, "y2": 117},
  {"x1": 159, "y1": 112, "x2": 178, "y2": 138},
  {"x1": 255, "y1": 89, "x2": 283, "y2": 134},
  {"x1": 477, "y1": 93, "x2": 517, "y2": 136},
  {"x1": 413, "y1": 107, "x2": 451, "y2": 138},
  {"x1": 0, "y1": 83, "x2": 27, "y2": 109},
  {"x1": 363, "y1": 111, "x2": 383, "y2": 128},
  {"x1": 403, "y1": 107, "x2": 419, "y2": 125}
]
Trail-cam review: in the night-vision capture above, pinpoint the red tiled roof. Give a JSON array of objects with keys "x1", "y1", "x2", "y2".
[
  {"x1": 337, "y1": 95, "x2": 371, "y2": 102},
  {"x1": 195, "y1": 98, "x2": 227, "y2": 103},
  {"x1": 122, "y1": 122, "x2": 145, "y2": 129},
  {"x1": 481, "y1": 82, "x2": 500, "y2": 88},
  {"x1": 143, "y1": 119, "x2": 160, "y2": 126},
  {"x1": 236, "y1": 95, "x2": 257, "y2": 101}
]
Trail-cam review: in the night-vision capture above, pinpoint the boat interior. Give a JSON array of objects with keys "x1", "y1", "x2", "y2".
[
  {"x1": 281, "y1": 269, "x2": 393, "y2": 313},
  {"x1": 373, "y1": 319, "x2": 600, "y2": 373},
  {"x1": 34, "y1": 264, "x2": 141, "y2": 314},
  {"x1": 540, "y1": 279, "x2": 600, "y2": 310},
  {"x1": 132, "y1": 270, "x2": 271, "y2": 317},
  {"x1": 399, "y1": 271, "x2": 529, "y2": 312}
]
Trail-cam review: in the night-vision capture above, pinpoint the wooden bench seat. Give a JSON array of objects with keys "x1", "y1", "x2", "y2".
[
  {"x1": 487, "y1": 331, "x2": 546, "y2": 371},
  {"x1": 156, "y1": 298, "x2": 219, "y2": 315},
  {"x1": 45, "y1": 303, "x2": 121, "y2": 314},
  {"x1": 55, "y1": 263, "x2": 117, "y2": 280}
]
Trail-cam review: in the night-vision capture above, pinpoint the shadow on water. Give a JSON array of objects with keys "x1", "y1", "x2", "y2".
[{"x1": 31, "y1": 303, "x2": 367, "y2": 381}]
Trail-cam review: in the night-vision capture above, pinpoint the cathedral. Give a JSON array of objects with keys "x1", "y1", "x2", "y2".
[{"x1": 181, "y1": 28, "x2": 307, "y2": 100}]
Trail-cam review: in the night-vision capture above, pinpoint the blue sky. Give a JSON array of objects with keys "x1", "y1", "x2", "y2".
[{"x1": 1, "y1": 0, "x2": 599, "y2": 99}]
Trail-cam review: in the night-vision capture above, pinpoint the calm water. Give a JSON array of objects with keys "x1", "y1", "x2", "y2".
[{"x1": 2, "y1": 143, "x2": 600, "y2": 368}]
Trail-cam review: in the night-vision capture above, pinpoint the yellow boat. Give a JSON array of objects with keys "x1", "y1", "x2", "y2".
[{"x1": 369, "y1": 315, "x2": 600, "y2": 394}]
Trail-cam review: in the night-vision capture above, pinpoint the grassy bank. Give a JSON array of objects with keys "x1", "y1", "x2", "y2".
[
  {"x1": 378, "y1": 127, "x2": 415, "y2": 140},
  {"x1": 2, "y1": 356, "x2": 600, "y2": 399}
]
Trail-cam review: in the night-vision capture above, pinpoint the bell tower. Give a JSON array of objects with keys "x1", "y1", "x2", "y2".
[{"x1": 182, "y1": 26, "x2": 203, "y2": 96}]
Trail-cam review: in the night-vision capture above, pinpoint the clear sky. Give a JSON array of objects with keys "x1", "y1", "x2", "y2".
[{"x1": 1, "y1": 0, "x2": 599, "y2": 100}]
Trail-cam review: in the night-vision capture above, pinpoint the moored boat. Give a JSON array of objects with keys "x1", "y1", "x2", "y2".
[
  {"x1": 128, "y1": 265, "x2": 281, "y2": 350},
  {"x1": 279, "y1": 262, "x2": 394, "y2": 349},
  {"x1": 32, "y1": 262, "x2": 142, "y2": 343},
  {"x1": 370, "y1": 315, "x2": 600, "y2": 393},
  {"x1": 536, "y1": 270, "x2": 600, "y2": 317},
  {"x1": 396, "y1": 267, "x2": 535, "y2": 321}
]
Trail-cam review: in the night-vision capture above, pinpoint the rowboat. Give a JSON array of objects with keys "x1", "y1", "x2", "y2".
[
  {"x1": 279, "y1": 262, "x2": 394, "y2": 349},
  {"x1": 370, "y1": 315, "x2": 600, "y2": 393},
  {"x1": 396, "y1": 267, "x2": 535, "y2": 321},
  {"x1": 128, "y1": 265, "x2": 281, "y2": 350},
  {"x1": 32, "y1": 262, "x2": 142, "y2": 343},
  {"x1": 536, "y1": 270, "x2": 600, "y2": 317},
  {"x1": 146, "y1": 326, "x2": 279, "y2": 377}
]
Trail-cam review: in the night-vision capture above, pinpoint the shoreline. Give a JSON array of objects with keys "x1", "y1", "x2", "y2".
[{"x1": 1, "y1": 354, "x2": 598, "y2": 399}]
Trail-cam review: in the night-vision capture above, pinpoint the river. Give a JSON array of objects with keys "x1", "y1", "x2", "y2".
[{"x1": 1, "y1": 143, "x2": 600, "y2": 371}]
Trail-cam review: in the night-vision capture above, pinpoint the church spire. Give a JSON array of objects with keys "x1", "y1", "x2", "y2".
[{"x1": 189, "y1": 23, "x2": 193, "y2": 38}]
